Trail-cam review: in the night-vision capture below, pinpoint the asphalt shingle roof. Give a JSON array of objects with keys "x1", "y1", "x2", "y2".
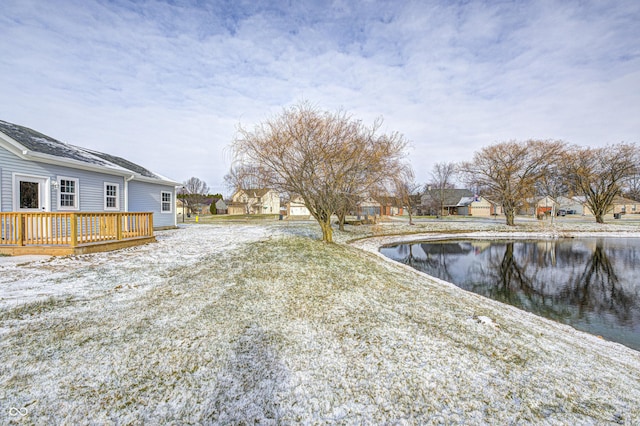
[{"x1": 0, "y1": 120, "x2": 163, "y2": 180}]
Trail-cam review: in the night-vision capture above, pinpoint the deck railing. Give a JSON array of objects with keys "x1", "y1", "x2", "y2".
[{"x1": 0, "y1": 212, "x2": 153, "y2": 247}]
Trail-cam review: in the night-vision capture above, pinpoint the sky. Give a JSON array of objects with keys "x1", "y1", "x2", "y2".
[{"x1": 1, "y1": 0, "x2": 639, "y2": 195}]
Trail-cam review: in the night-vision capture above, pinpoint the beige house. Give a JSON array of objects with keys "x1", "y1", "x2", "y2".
[
  {"x1": 579, "y1": 195, "x2": 640, "y2": 217},
  {"x1": 456, "y1": 195, "x2": 493, "y2": 217},
  {"x1": 228, "y1": 188, "x2": 280, "y2": 215}
]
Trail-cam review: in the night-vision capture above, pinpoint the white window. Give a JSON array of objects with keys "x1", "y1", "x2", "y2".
[
  {"x1": 161, "y1": 191, "x2": 172, "y2": 213},
  {"x1": 104, "y1": 183, "x2": 120, "y2": 210},
  {"x1": 57, "y1": 177, "x2": 79, "y2": 210}
]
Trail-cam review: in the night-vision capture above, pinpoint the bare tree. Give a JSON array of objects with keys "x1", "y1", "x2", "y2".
[
  {"x1": 181, "y1": 177, "x2": 210, "y2": 214},
  {"x1": 223, "y1": 164, "x2": 268, "y2": 194},
  {"x1": 230, "y1": 102, "x2": 409, "y2": 242},
  {"x1": 563, "y1": 143, "x2": 638, "y2": 223},
  {"x1": 428, "y1": 162, "x2": 457, "y2": 217},
  {"x1": 624, "y1": 173, "x2": 640, "y2": 201},
  {"x1": 535, "y1": 163, "x2": 569, "y2": 222},
  {"x1": 394, "y1": 166, "x2": 421, "y2": 225},
  {"x1": 459, "y1": 140, "x2": 566, "y2": 226}
]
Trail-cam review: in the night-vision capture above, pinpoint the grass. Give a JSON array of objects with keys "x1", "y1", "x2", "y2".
[
  {"x1": 181, "y1": 213, "x2": 280, "y2": 223},
  {"x1": 1, "y1": 219, "x2": 639, "y2": 423}
]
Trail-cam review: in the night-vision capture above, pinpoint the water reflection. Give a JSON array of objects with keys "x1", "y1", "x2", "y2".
[{"x1": 380, "y1": 238, "x2": 640, "y2": 351}]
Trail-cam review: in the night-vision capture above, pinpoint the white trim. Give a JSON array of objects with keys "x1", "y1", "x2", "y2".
[
  {"x1": 104, "y1": 182, "x2": 120, "y2": 211},
  {"x1": 124, "y1": 175, "x2": 134, "y2": 212},
  {"x1": 56, "y1": 176, "x2": 80, "y2": 211},
  {"x1": 161, "y1": 191, "x2": 173, "y2": 213},
  {"x1": 12, "y1": 173, "x2": 50, "y2": 212}
]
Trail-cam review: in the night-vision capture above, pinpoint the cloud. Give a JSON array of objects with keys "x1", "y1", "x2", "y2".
[{"x1": 1, "y1": 0, "x2": 638, "y2": 190}]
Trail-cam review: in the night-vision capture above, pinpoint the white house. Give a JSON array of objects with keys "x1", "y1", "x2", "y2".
[{"x1": 286, "y1": 196, "x2": 311, "y2": 218}]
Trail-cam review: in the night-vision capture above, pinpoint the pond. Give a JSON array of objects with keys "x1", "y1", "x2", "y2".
[{"x1": 380, "y1": 238, "x2": 640, "y2": 351}]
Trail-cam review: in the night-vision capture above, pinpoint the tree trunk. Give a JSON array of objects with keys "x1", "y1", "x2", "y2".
[
  {"x1": 337, "y1": 210, "x2": 346, "y2": 231},
  {"x1": 595, "y1": 214, "x2": 604, "y2": 224},
  {"x1": 505, "y1": 209, "x2": 516, "y2": 226},
  {"x1": 319, "y1": 219, "x2": 333, "y2": 243}
]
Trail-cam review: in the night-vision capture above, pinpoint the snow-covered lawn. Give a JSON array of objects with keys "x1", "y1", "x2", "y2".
[{"x1": 1, "y1": 219, "x2": 639, "y2": 424}]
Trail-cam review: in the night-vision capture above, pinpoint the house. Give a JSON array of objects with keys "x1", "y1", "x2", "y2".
[
  {"x1": 228, "y1": 188, "x2": 280, "y2": 215},
  {"x1": 556, "y1": 196, "x2": 584, "y2": 215},
  {"x1": 213, "y1": 198, "x2": 228, "y2": 215},
  {"x1": 519, "y1": 196, "x2": 558, "y2": 216},
  {"x1": 356, "y1": 197, "x2": 381, "y2": 217},
  {"x1": 375, "y1": 196, "x2": 404, "y2": 216},
  {"x1": 421, "y1": 189, "x2": 492, "y2": 216},
  {"x1": 577, "y1": 195, "x2": 640, "y2": 217},
  {"x1": 285, "y1": 196, "x2": 311, "y2": 218},
  {"x1": 456, "y1": 195, "x2": 493, "y2": 217},
  {"x1": 0, "y1": 120, "x2": 180, "y2": 255}
]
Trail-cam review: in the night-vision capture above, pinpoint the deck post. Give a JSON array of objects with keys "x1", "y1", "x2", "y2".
[
  {"x1": 117, "y1": 213, "x2": 123, "y2": 241},
  {"x1": 70, "y1": 213, "x2": 78, "y2": 247},
  {"x1": 148, "y1": 213, "x2": 153, "y2": 235},
  {"x1": 17, "y1": 213, "x2": 24, "y2": 246}
]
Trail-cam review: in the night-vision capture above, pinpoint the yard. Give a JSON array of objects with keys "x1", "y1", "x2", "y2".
[{"x1": 1, "y1": 218, "x2": 640, "y2": 424}]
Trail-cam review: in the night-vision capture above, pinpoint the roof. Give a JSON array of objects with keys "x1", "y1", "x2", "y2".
[
  {"x1": 240, "y1": 188, "x2": 275, "y2": 197},
  {"x1": 422, "y1": 189, "x2": 474, "y2": 207},
  {"x1": 0, "y1": 119, "x2": 178, "y2": 185}
]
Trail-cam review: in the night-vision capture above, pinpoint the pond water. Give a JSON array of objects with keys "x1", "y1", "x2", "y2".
[{"x1": 380, "y1": 238, "x2": 640, "y2": 351}]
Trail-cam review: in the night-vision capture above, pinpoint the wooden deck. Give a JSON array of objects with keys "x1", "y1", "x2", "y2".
[{"x1": 0, "y1": 212, "x2": 155, "y2": 256}]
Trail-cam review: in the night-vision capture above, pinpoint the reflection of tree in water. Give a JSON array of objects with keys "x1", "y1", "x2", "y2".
[
  {"x1": 385, "y1": 239, "x2": 640, "y2": 342},
  {"x1": 383, "y1": 242, "x2": 464, "y2": 283},
  {"x1": 473, "y1": 240, "x2": 639, "y2": 327},
  {"x1": 561, "y1": 239, "x2": 637, "y2": 326},
  {"x1": 467, "y1": 242, "x2": 560, "y2": 312}
]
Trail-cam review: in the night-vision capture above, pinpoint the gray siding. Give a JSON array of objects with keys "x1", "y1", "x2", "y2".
[
  {"x1": 128, "y1": 180, "x2": 176, "y2": 228},
  {"x1": 1, "y1": 145, "x2": 122, "y2": 213}
]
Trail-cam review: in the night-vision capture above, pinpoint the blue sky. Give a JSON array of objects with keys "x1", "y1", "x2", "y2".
[{"x1": 1, "y1": 0, "x2": 638, "y2": 194}]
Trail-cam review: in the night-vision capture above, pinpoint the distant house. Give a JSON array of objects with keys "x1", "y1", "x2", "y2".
[
  {"x1": 375, "y1": 196, "x2": 404, "y2": 216},
  {"x1": 285, "y1": 196, "x2": 311, "y2": 218},
  {"x1": 421, "y1": 188, "x2": 492, "y2": 216},
  {"x1": 228, "y1": 188, "x2": 280, "y2": 215},
  {"x1": 576, "y1": 195, "x2": 640, "y2": 217},
  {"x1": 521, "y1": 195, "x2": 639, "y2": 218},
  {"x1": 456, "y1": 195, "x2": 493, "y2": 217},
  {"x1": 520, "y1": 196, "x2": 558, "y2": 216},
  {"x1": 0, "y1": 119, "x2": 180, "y2": 255},
  {"x1": 356, "y1": 197, "x2": 381, "y2": 217},
  {"x1": 521, "y1": 196, "x2": 585, "y2": 216},
  {"x1": 213, "y1": 198, "x2": 228, "y2": 215}
]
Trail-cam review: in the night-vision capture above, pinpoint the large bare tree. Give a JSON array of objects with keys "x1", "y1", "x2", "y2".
[
  {"x1": 459, "y1": 140, "x2": 565, "y2": 226},
  {"x1": 563, "y1": 143, "x2": 638, "y2": 223},
  {"x1": 230, "y1": 102, "x2": 409, "y2": 242}
]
